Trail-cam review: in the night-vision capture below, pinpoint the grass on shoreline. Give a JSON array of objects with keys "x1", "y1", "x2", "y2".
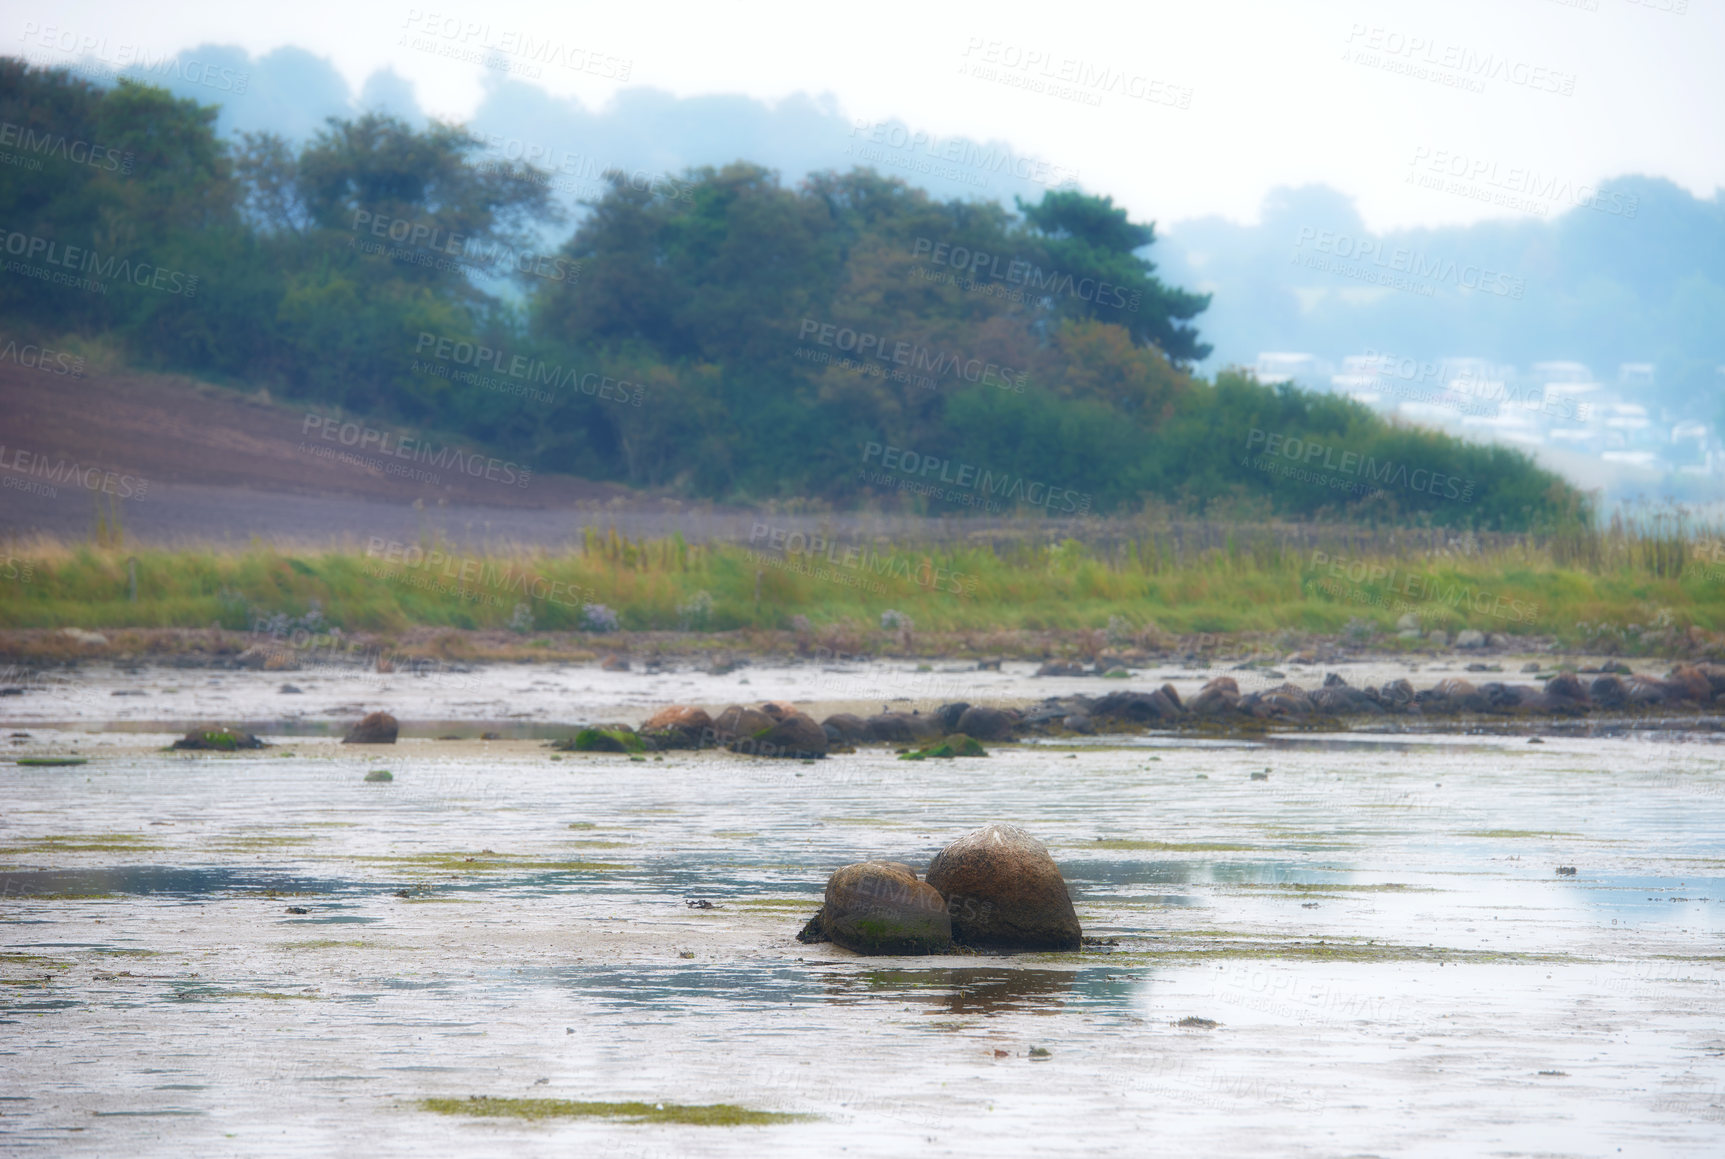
[{"x1": 1, "y1": 524, "x2": 1722, "y2": 655}]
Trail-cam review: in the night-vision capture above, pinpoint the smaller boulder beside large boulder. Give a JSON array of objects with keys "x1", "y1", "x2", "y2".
[{"x1": 812, "y1": 861, "x2": 952, "y2": 955}]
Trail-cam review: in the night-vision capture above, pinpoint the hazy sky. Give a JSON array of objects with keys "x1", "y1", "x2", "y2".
[{"x1": 11, "y1": 0, "x2": 1721, "y2": 230}]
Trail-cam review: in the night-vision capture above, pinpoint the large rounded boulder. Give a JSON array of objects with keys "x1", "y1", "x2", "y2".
[
  {"x1": 954, "y1": 705, "x2": 1018, "y2": 741},
  {"x1": 817, "y1": 861, "x2": 952, "y2": 955},
  {"x1": 639, "y1": 705, "x2": 714, "y2": 749},
  {"x1": 820, "y1": 713, "x2": 869, "y2": 744},
  {"x1": 730, "y1": 712, "x2": 828, "y2": 758},
  {"x1": 863, "y1": 712, "x2": 940, "y2": 744},
  {"x1": 343, "y1": 711, "x2": 398, "y2": 744},
  {"x1": 925, "y1": 822, "x2": 1081, "y2": 951},
  {"x1": 713, "y1": 704, "x2": 774, "y2": 742}
]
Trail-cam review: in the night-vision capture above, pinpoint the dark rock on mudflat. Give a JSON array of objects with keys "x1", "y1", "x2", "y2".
[
  {"x1": 933, "y1": 702, "x2": 971, "y2": 731},
  {"x1": 816, "y1": 861, "x2": 952, "y2": 955},
  {"x1": 342, "y1": 712, "x2": 398, "y2": 744},
  {"x1": 1685, "y1": 662, "x2": 1725, "y2": 697},
  {"x1": 1312, "y1": 675, "x2": 1383, "y2": 715},
  {"x1": 1188, "y1": 677, "x2": 1241, "y2": 717},
  {"x1": 713, "y1": 704, "x2": 774, "y2": 742},
  {"x1": 955, "y1": 705, "x2": 1018, "y2": 741},
  {"x1": 730, "y1": 712, "x2": 828, "y2": 758},
  {"x1": 863, "y1": 712, "x2": 940, "y2": 744},
  {"x1": 1092, "y1": 688, "x2": 1182, "y2": 724},
  {"x1": 925, "y1": 822, "x2": 1081, "y2": 951},
  {"x1": 820, "y1": 713, "x2": 869, "y2": 744},
  {"x1": 639, "y1": 705, "x2": 714, "y2": 749},
  {"x1": 1035, "y1": 661, "x2": 1086, "y2": 677},
  {"x1": 1377, "y1": 678, "x2": 1416, "y2": 710},
  {"x1": 172, "y1": 728, "x2": 267, "y2": 751},
  {"x1": 1664, "y1": 666, "x2": 1714, "y2": 704}
]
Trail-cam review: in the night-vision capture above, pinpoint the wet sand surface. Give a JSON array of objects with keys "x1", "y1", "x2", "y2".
[{"x1": 4, "y1": 673, "x2": 1725, "y2": 1156}]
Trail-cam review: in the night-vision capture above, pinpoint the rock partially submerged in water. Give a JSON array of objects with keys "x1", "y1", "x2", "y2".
[
  {"x1": 820, "y1": 713, "x2": 869, "y2": 745},
  {"x1": 925, "y1": 822, "x2": 1082, "y2": 951},
  {"x1": 558, "y1": 726, "x2": 645, "y2": 753},
  {"x1": 729, "y1": 712, "x2": 828, "y2": 758},
  {"x1": 342, "y1": 712, "x2": 398, "y2": 744},
  {"x1": 811, "y1": 861, "x2": 952, "y2": 955},
  {"x1": 900, "y1": 734, "x2": 987, "y2": 760},
  {"x1": 712, "y1": 704, "x2": 774, "y2": 742},
  {"x1": 171, "y1": 727, "x2": 267, "y2": 751},
  {"x1": 955, "y1": 705, "x2": 1018, "y2": 740},
  {"x1": 861, "y1": 712, "x2": 941, "y2": 744},
  {"x1": 639, "y1": 705, "x2": 714, "y2": 749}
]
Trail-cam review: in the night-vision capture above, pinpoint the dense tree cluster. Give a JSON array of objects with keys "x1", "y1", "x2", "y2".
[{"x1": 0, "y1": 61, "x2": 1578, "y2": 527}]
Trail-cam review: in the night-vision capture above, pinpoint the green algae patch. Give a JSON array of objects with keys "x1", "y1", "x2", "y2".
[
  {"x1": 419, "y1": 1095, "x2": 810, "y2": 1125},
  {"x1": 0, "y1": 833, "x2": 165, "y2": 855},
  {"x1": 14, "y1": 757, "x2": 88, "y2": 767},
  {"x1": 559, "y1": 728, "x2": 645, "y2": 754},
  {"x1": 1462, "y1": 829, "x2": 1581, "y2": 839},
  {"x1": 212, "y1": 834, "x2": 321, "y2": 853},
  {"x1": 1088, "y1": 839, "x2": 1262, "y2": 852},
  {"x1": 900, "y1": 735, "x2": 988, "y2": 760},
  {"x1": 364, "y1": 770, "x2": 394, "y2": 782},
  {"x1": 174, "y1": 987, "x2": 323, "y2": 1002},
  {"x1": 355, "y1": 851, "x2": 629, "y2": 874}
]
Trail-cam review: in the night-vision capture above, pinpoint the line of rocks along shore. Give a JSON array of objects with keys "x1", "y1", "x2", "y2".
[{"x1": 542, "y1": 660, "x2": 1725, "y2": 760}]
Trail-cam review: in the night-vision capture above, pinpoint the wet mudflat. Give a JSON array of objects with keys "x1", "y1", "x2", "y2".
[{"x1": 3, "y1": 712, "x2": 1725, "y2": 1155}]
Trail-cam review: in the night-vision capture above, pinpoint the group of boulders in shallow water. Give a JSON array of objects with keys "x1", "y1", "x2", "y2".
[
  {"x1": 1009, "y1": 663, "x2": 1725, "y2": 730},
  {"x1": 798, "y1": 823, "x2": 1082, "y2": 956},
  {"x1": 568, "y1": 661, "x2": 1725, "y2": 759},
  {"x1": 171, "y1": 711, "x2": 400, "y2": 750}
]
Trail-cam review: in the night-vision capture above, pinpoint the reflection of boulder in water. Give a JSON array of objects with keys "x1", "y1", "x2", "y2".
[{"x1": 837, "y1": 967, "x2": 1075, "y2": 1015}]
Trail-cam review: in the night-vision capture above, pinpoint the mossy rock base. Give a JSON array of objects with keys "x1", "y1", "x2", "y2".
[
  {"x1": 900, "y1": 734, "x2": 988, "y2": 760},
  {"x1": 171, "y1": 729, "x2": 267, "y2": 751},
  {"x1": 420, "y1": 1095, "x2": 808, "y2": 1125},
  {"x1": 558, "y1": 727, "x2": 646, "y2": 754},
  {"x1": 363, "y1": 770, "x2": 394, "y2": 782}
]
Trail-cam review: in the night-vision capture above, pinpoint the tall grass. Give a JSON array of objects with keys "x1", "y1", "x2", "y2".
[{"x1": 4, "y1": 517, "x2": 1725, "y2": 647}]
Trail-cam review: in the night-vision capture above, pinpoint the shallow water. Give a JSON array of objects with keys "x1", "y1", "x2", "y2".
[{"x1": 3, "y1": 672, "x2": 1725, "y2": 1155}]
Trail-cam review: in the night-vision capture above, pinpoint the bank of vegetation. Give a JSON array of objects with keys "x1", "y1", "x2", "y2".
[{"x1": 0, "y1": 60, "x2": 1577, "y2": 529}]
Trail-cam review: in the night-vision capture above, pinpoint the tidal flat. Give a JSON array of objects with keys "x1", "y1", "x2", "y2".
[{"x1": 2, "y1": 666, "x2": 1724, "y2": 1156}]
